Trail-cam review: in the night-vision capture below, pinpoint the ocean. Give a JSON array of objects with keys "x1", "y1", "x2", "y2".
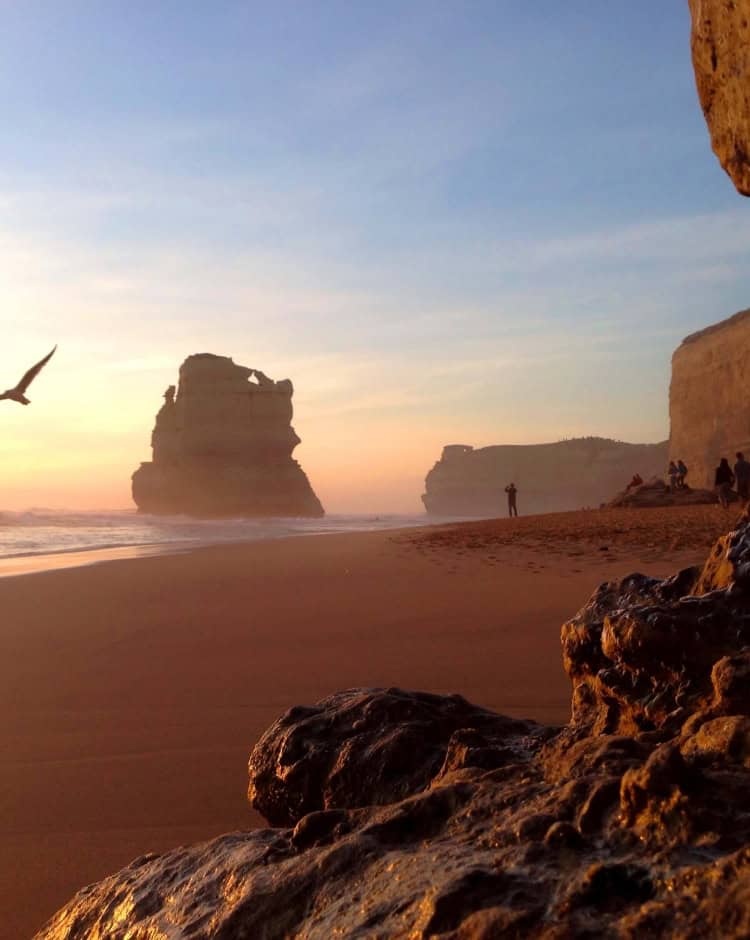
[{"x1": 0, "y1": 509, "x2": 431, "y2": 575}]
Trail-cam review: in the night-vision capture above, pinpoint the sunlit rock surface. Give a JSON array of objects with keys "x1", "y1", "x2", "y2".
[
  {"x1": 669, "y1": 309, "x2": 750, "y2": 490},
  {"x1": 422, "y1": 437, "x2": 668, "y2": 516},
  {"x1": 689, "y1": 0, "x2": 750, "y2": 195},
  {"x1": 131, "y1": 354, "x2": 323, "y2": 517},
  {"x1": 36, "y1": 518, "x2": 750, "y2": 938}
]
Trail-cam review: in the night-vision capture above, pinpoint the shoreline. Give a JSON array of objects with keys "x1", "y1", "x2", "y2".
[
  {"x1": 2, "y1": 508, "x2": 730, "y2": 938},
  {"x1": 0, "y1": 501, "x2": 737, "y2": 579},
  {"x1": 0, "y1": 513, "x2": 440, "y2": 579}
]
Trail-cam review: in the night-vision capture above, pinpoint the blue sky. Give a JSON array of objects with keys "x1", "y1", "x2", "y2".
[{"x1": 1, "y1": 1, "x2": 748, "y2": 511}]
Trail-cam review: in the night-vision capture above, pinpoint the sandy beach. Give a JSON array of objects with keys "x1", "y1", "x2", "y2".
[{"x1": 1, "y1": 506, "x2": 735, "y2": 938}]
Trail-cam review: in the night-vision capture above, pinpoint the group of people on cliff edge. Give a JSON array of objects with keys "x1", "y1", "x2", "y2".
[{"x1": 715, "y1": 453, "x2": 750, "y2": 509}]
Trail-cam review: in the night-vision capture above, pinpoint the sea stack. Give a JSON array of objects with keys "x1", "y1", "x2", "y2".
[{"x1": 131, "y1": 354, "x2": 324, "y2": 517}]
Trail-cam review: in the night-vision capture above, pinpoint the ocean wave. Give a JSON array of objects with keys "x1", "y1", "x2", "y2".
[{"x1": 0, "y1": 509, "x2": 429, "y2": 559}]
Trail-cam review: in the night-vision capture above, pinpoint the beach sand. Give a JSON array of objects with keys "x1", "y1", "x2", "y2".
[{"x1": 1, "y1": 505, "x2": 735, "y2": 938}]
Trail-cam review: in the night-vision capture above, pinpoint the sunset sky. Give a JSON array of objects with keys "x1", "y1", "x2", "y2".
[{"x1": 2, "y1": 1, "x2": 750, "y2": 513}]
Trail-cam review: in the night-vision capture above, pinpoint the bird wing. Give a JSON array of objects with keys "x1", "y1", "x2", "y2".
[{"x1": 15, "y1": 345, "x2": 57, "y2": 393}]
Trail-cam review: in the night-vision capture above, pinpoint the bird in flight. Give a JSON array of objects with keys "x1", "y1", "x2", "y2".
[{"x1": 0, "y1": 346, "x2": 57, "y2": 405}]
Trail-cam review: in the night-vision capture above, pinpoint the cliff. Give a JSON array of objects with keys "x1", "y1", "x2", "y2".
[
  {"x1": 131, "y1": 354, "x2": 324, "y2": 517},
  {"x1": 422, "y1": 437, "x2": 669, "y2": 516},
  {"x1": 669, "y1": 308, "x2": 750, "y2": 489},
  {"x1": 36, "y1": 518, "x2": 750, "y2": 938},
  {"x1": 689, "y1": 0, "x2": 750, "y2": 195}
]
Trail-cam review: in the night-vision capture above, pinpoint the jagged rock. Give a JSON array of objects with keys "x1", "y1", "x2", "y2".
[
  {"x1": 607, "y1": 477, "x2": 719, "y2": 508},
  {"x1": 422, "y1": 437, "x2": 669, "y2": 517},
  {"x1": 689, "y1": 0, "x2": 750, "y2": 195},
  {"x1": 35, "y1": 520, "x2": 750, "y2": 938},
  {"x1": 561, "y1": 517, "x2": 750, "y2": 738},
  {"x1": 131, "y1": 354, "x2": 323, "y2": 517},
  {"x1": 247, "y1": 687, "x2": 547, "y2": 826},
  {"x1": 670, "y1": 309, "x2": 750, "y2": 492}
]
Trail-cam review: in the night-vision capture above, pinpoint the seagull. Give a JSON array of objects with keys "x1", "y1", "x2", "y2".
[{"x1": 0, "y1": 346, "x2": 57, "y2": 405}]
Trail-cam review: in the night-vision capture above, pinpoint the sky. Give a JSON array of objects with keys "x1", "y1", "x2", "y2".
[{"x1": 1, "y1": 1, "x2": 749, "y2": 513}]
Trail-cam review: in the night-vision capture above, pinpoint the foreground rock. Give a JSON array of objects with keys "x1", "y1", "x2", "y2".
[
  {"x1": 132, "y1": 354, "x2": 323, "y2": 517},
  {"x1": 607, "y1": 477, "x2": 719, "y2": 508},
  {"x1": 669, "y1": 308, "x2": 750, "y2": 491},
  {"x1": 423, "y1": 437, "x2": 668, "y2": 516},
  {"x1": 36, "y1": 517, "x2": 750, "y2": 938},
  {"x1": 689, "y1": 0, "x2": 750, "y2": 195}
]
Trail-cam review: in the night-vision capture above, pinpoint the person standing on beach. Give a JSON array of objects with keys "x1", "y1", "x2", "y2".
[
  {"x1": 505, "y1": 482, "x2": 518, "y2": 517},
  {"x1": 734, "y1": 452, "x2": 750, "y2": 506},
  {"x1": 668, "y1": 460, "x2": 679, "y2": 492},
  {"x1": 677, "y1": 459, "x2": 688, "y2": 489},
  {"x1": 715, "y1": 458, "x2": 735, "y2": 509}
]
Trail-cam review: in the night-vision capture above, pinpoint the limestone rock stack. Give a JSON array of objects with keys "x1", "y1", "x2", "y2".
[
  {"x1": 689, "y1": 0, "x2": 750, "y2": 195},
  {"x1": 669, "y1": 309, "x2": 750, "y2": 489},
  {"x1": 131, "y1": 354, "x2": 324, "y2": 517},
  {"x1": 422, "y1": 437, "x2": 669, "y2": 516}
]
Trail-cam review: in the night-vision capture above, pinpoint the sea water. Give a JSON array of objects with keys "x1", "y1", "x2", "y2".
[{"x1": 0, "y1": 508, "x2": 430, "y2": 567}]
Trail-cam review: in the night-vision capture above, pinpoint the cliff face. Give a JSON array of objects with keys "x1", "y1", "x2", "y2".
[
  {"x1": 132, "y1": 354, "x2": 324, "y2": 517},
  {"x1": 422, "y1": 437, "x2": 669, "y2": 516},
  {"x1": 689, "y1": 0, "x2": 750, "y2": 195},
  {"x1": 669, "y1": 309, "x2": 750, "y2": 489}
]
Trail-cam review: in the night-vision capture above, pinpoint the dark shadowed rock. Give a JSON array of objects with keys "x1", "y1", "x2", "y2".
[
  {"x1": 35, "y1": 521, "x2": 750, "y2": 938},
  {"x1": 247, "y1": 686, "x2": 547, "y2": 826},
  {"x1": 131, "y1": 354, "x2": 323, "y2": 517}
]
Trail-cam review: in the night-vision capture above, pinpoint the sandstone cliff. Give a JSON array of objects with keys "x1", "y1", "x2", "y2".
[
  {"x1": 422, "y1": 437, "x2": 668, "y2": 516},
  {"x1": 689, "y1": 0, "x2": 750, "y2": 195},
  {"x1": 36, "y1": 518, "x2": 750, "y2": 938},
  {"x1": 132, "y1": 354, "x2": 324, "y2": 517},
  {"x1": 669, "y1": 308, "x2": 750, "y2": 490}
]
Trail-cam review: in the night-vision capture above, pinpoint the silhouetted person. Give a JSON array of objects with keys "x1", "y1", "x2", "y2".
[
  {"x1": 677, "y1": 459, "x2": 688, "y2": 489},
  {"x1": 505, "y1": 482, "x2": 518, "y2": 517},
  {"x1": 668, "y1": 460, "x2": 679, "y2": 492},
  {"x1": 625, "y1": 473, "x2": 643, "y2": 492},
  {"x1": 715, "y1": 458, "x2": 735, "y2": 509},
  {"x1": 734, "y1": 452, "x2": 750, "y2": 505}
]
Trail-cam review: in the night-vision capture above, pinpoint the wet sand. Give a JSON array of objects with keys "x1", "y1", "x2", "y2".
[{"x1": 0, "y1": 507, "x2": 731, "y2": 937}]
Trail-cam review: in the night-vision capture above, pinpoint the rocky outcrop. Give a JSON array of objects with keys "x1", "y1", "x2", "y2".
[
  {"x1": 689, "y1": 0, "x2": 750, "y2": 195},
  {"x1": 607, "y1": 477, "x2": 720, "y2": 508},
  {"x1": 247, "y1": 687, "x2": 548, "y2": 827},
  {"x1": 36, "y1": 517, "x2": 750, "y2": 939},
  {"x1": 669, "y1": 308, "x2": 750, "y2": 490},
  {"x1": 422, "y1": 437, "x2": 669, "y2": 516},
  {"x1": 131, "y1": 354, "x2": 323, "y2": 517}
]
